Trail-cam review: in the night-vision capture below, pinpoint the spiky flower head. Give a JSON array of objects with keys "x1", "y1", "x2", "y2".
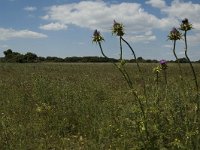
[
  {"x1": 92, "y1": 30, "x2": 104, "y2": 43},
  {"x1": 160, "y1": 60, "x2": 168, "y2": 70},
  {"x1": 168, "y1": 27, "x2": 182, "y2": 41},
  {"x1": 112, "y1": 20, "x2": 124, "y2": 36},
  {"x1": 180, "y1": 18, "x2": 193, "y2": 31}
]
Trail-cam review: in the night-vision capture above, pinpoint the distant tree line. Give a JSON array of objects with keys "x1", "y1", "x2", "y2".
[
  {"x1": 0, "y1": 49, "x2": 200, "y2": 63},
  {"x1": 2, "y1": 49, "x2": 38, "y2": 63}
]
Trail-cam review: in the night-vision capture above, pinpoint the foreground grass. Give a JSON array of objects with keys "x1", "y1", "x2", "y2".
[{"x1": 0, "y1": 63, "x2": 200, "y2": 149}]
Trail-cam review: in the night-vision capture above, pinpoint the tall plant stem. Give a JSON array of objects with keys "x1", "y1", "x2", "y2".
[
  {"x1": 119, "y1": 38, "x2": 149, "y2": 140},
  {"x1": 156, "y1": 72, "x2": 159, "y2": 89},
  {"x1": 132, "y1": 90, "x2": 149, "y2": 141},
  {"x1": 184, "y1": 31, "x2": 199, "y2": 124},
  {"x1": 163, "y1": 69, "x2": 167, "y2": 85},
  {"x1": 120, "y1": 36, "x2": 123, "y2": 60},
  {"x1": 121, "y1": 37, "x2": 146, "y2": 96},
  {"x1": 98, "y1": 41, "x2": 133, "y2": 88},
  {"x1": 119, "y1": 38, "x2": 149, "y2": 141},
  {"x1": 98, "y1": 42, "x2": 107, "y2": 59},
  {"x1": 173, "y1": 40, "x2": 183, "y2": 77},
  {"x1": 184, "y1": 31, "x2": 199, "y2": 96},
  {"x1": 121, "y1": 37, "x2": 141, "y2": 72},
  {"x1": 98, "y1": 41, "x2": 149, "y2": 141}
]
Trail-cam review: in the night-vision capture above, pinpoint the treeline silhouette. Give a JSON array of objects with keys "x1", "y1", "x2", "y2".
[{"x1": 1, "y1": 49, "x2": 200, "y2": 63}]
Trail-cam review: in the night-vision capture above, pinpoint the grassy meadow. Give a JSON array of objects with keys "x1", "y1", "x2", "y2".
[{"x1": 0, "y1": 63, "x2": 200, "y2": 149}]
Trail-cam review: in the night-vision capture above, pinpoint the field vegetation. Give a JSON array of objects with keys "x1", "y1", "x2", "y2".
[
  {"x1": 0, "y1": 19, "x2": 200, "y2": 149},
  {"x1": 0, "y1": 63, "x2": 200, "y2": 149}
]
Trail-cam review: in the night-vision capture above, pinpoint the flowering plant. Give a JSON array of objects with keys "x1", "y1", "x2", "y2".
[
  {"x1": 92, "y1": 29, "x2": 104, "y2": 43},
  {"x1": 180, "y1": 18, "x2": 193, "y2": 31},
  {"x1": 112, "y1": 20, "x2": 124, "y2": 36},
  {"x1": 168, "y1": 27, "x2": 182, "y2": 41}
]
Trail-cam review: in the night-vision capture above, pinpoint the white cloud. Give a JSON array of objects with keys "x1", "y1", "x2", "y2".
[
  {"x1": 125, "y1": 31, "x2": 156, "y2": 43},
  {"x1": 41, "y1": 1, "x2": 200, "y2": 43},
  {"x1": 145, "y1": 0, "x2": 200, "y2": 30},
  {"x1": 146, "y1": 0, "x2": 166, "y2": 9},
  {"x1": 0, "y1": 28, "x2": 47, "y2": 40},
  {"x1": 39, "y1": 22, "x2": 68, "y2": 31},
  {"x1": 161, "y1": 0, "x2": 200, "y2": 27},
  {"x1": 43, "y1": 1, "x2": 161, "y2": 31},
  {"x1": 160, "y1": 0, "x2": 200, "y2": 45},
  {"x1": 42, "y1": 1, "x2": 164, "y2": 42},
  {"x1": 24, "y1": 6, "x2": 37, "y2": 12},
  {"x1": 145, "y1": 0, "x2": 200, "y2": 46},
  {"x1": 41, "y1": 15, "x2": 49, "y2": 20}
]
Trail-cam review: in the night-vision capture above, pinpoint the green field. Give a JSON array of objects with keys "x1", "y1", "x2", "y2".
[{"x1": 0, "y1": 63, "x2": 200, "y2": 149}]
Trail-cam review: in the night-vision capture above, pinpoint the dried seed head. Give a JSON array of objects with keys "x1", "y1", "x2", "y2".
[
  {"x1": 168, "y1": 27, "x2": 182, "y2": 40},
  {"x1": 180, "y1": 18, "x2": 193, "y2": 31},
  {"x1": 112, "y1": 20, "x2": 124, "y2": 36},
  {"x1": 92, "y1": 29, "x2": 104, "y2": 43}
]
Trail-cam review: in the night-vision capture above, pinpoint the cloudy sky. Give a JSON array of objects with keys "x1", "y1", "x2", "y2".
[{"x1": 0, "y1": 0, "x2": 200, "y2": 60}]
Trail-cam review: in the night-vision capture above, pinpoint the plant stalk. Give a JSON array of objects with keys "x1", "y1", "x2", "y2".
[
  {"x1": 173, "y1": 40, "x2": 183, "y2": 77},
  {"x1": 121, "y1": 37, "x2": 146, "y2": 97},
  {"x1": 184, "y1": 31, "x2": 199, "y2": 95},
  {"x1": 98, "y1": 41, "x2": 133, "y2": 88},
  {"x1": 120, "y1": 36, "x2": 123, "y2": 60},
  {"x1": 98, "y1": 41, "x2": 149, "y2": 141}
]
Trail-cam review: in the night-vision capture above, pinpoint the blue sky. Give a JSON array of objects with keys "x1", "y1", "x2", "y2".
[{"x1": 0, "y1": 0, "x2": 200, "y2": 60}]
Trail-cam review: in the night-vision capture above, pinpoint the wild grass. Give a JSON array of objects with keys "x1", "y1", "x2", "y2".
[{"x1": 0, "y1": 63, "x2": 199, "y2": 149}]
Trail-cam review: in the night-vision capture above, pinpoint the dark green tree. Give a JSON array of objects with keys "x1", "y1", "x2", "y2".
[
  {"x1": 3, "y1": 49, "x2": 24, "y2": 62},
  {"x1": 3, "y1": 49, "x2": 13, "y2": 60},
  {"x1": 24, "y1": 52, "x2": 38, "y2": 63}
]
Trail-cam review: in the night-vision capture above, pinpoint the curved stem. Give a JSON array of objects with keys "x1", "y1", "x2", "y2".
[
  {"x1": 164, "y1": 69, "x2": 167, "y2": 85},
  {"x1": 156, "y1": 72, "x2": 159, "y2": 88},
  {"x1": 121, "y1": 37, "x2": 146, "y2": 96},
  {"x1": 121, "y1": 66, "x2": 134, "y2": 88},
  {"x1": 120, "y1": 36, "x2": 123, "y2": 60},
  {"x1": 98, "y1": 41, "x2": 133, "y2": 88},
  {"x1": 184, "y1": 31, "x2": 199, "y2": 125},
  {"x1": 98, "y1": 42, "x2": 108, "y2": 58},
  {"x1": 184, "y1": 31, "x2": 199, "y2": 94},
  {"x1": 121, "y1": 37, "x2": 141, "y2": 72},
  {"x1": 173, "y1": 40, "x2": 183, "y2": 76},
  {"x1": 131, "y1": 90, "x2": 149, "y2": 141},
  {"x1": 97, "y1": 41, "x2": 149, "y2": 142}
]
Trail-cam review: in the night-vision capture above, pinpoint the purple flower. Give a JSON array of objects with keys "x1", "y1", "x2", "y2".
[
  {"x1": 160, "y1": 60, "x2": 167, "y2": 65},
  {"x1": 160, "y1": 60, "x2": 168, "y2": 70}
]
